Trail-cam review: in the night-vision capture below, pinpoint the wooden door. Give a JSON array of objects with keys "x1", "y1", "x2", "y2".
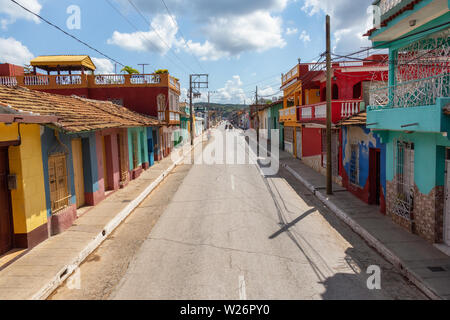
[
  {"x1": 445, "y1": 159, "x2": 450, "y2": 246},
  {"x1": 102, "y1": 136, "x2": 109, "y2": 190},
  {"x1": 71, "y1": 139, "x2": 85, "y2": 208},
  {"x1": 0, "y1": 147, "x2": 13, "y2": 255},
  {"x1": 296, "y1": 128, "x2": 302, "y2": 160},
  {"x1": 369, "y1": 148, "x2": 381, "y2": 206}
]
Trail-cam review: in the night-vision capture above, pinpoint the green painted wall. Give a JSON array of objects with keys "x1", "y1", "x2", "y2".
[
  {"x1": 127, "y1": 127, "x2": 149, "y2": 170},
  {"x1": 379, "y1": 130, "x2": 450, "y2": 195}
]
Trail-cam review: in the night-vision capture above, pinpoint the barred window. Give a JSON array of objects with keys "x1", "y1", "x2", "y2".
[
  {"x1": 349, "y1": 144, "x2": 359, "y2": 185},
  {"x1": 393, "y1": 140, "x2": 414, "y2": 220}
]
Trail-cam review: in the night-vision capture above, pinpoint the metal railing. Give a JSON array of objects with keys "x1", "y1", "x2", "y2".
[
  {"x1": 95, "y1": 74, "x2": 125, "y2": 85},
  {"x1": 376, "y1": 0, "x2": 402, "y2": 16},
  {"x1": 369, "y1": 73, "x2": 450, "y2": 109},
  {"x1": 131, "y1": 74, "x2": 160, "y2": 84},
  {"x1": 56, "y1": 75, "x2": 82, "y2": 85}
]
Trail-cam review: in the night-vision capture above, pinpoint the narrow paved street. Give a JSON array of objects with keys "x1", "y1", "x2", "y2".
[{"x1": 50, "y1": 124, "x2": 426, "y2": 300}]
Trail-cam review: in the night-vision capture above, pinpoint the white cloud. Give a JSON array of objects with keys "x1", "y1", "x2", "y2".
[
  {"x1": 179, "y1": 11, "x2": 286, "y2": 61},
  {"x1": 92, "y1": 57, "x2": 115, "y2": 74},
  {"x1": 0, "y1": 0, "x2": 42, "y2": 29},
  {"x1": 0, "y1": 37, "x2": 33, "y2": 65},
  {"x1": 299, "y1": 30, "x2": 311, "y2": 43},
  {"x1": 302, "y1": 0, "x2": 372, "y2": 53},
  {"x1": 216, "y1": 75, "x2": 248, "y2": 104},
  {"x1": 286, "y1": 27, "x2": 298, "y2": 35},
  {"x1": 111, "y1": 1, "x2": 287, "y2": 61},
  {"x1": 107, "y1": 14, "x2": 178, "y2": 55},
  {"x1": 179, "y1": 40, "x2": 229, "y2": 61}
]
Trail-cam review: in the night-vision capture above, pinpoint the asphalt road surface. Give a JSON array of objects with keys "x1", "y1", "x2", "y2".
[{"x1": 50, "y1": 124, "x2": 426, "y2": 300}]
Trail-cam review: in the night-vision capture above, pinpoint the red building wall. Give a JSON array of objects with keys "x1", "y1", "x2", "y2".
[
  {"x1": 302, "y1": 127, "x2": 322, "y2": 157},
  {"x1": 0, "y1": 63, "x2": 25, "y2": 76},
  {"x1": 34, "y1": 86, "x2": 168, "y2": 117}
]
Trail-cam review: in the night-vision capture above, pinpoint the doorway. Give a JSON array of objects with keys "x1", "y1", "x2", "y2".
[
  {"x1": 369, "y1": 148, "x2": 381, "y2": 206},
  {"x1": 0, "y1": 147, "x2": 13, "y2": 256},
  {"x1": 71, "y1": 139, "x2": 85, "y2": 208},
  {"x1": 444, "y1": 152, "x2": 450, "y2": 246},
  {"x1": 296, "y1": 128, "x2": 302, "y2": 160}
]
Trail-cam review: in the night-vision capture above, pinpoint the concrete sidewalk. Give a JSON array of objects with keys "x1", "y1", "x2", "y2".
[
  {"x1": 0, "y1": 136, "x2": 205, "y2": 300},
  {"x1": 279, "y1": 150, "x2": 450, "y2": 300}
]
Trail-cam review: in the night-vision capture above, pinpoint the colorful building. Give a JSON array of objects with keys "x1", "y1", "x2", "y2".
[
  {"x1": 366, "y1": 0, "x2": 450, "y2": 244},
  {"x1": 0, "y1": 55, "x2": 181, "y2": 162},
  {"x1": 280, "y1": 57, "x2": 388, "y2": 184},
  {"x1": 339, "y1": 111, "x2": 387, "y2": 213},
  {"x1": 0, "y1": 85, "x2": 159, "y2": 254}
]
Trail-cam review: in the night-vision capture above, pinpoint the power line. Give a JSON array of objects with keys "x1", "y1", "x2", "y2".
[
  {"x1": 159, "y1": 0, "x2": 206, "y2": 73},
  {"x1": 10, "y1": 0, "x2": 124, "y2": 67},
  {"x1": 127, "y1": 0, "x2": 195, "y2": 74}
]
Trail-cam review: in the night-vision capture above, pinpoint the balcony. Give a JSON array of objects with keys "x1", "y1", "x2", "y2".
[
  {"x1": 279, "y1": 106, "x2": 297, "y2": 123},
  {"x1": 158, "y1": 110, "x2": 181, "y2": 126},
  {"x1": 0, "y1": 73, "x2": 181, "y2": 94},
  {"x1": 281, "y1": 65, "x2": 299, "y2": 87},
  {"x1": 298, "y1": 100, "x2": 362, "y2": 124},
  {"x1": 368, "y1": 73, "x2": 450, "y2": 132}
]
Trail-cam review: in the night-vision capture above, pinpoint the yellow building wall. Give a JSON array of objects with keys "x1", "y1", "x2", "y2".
[
  {"x1": 305, "y1": 89, "x2": 321, "y2": 105},
  {"x1": 4, "y1": 124, "x2": 48, "y2": 234},
  {"x1": 0, "y1": 123, "x2": 21, "y2": 141}
]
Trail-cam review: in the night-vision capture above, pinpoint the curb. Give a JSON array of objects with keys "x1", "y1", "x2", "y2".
[
  {"x1": 31, "y1": 137, "x2": 204, "y2": 300},
  {"x1": 282, "y1": 163, "x2": 442, "y2": 300}
]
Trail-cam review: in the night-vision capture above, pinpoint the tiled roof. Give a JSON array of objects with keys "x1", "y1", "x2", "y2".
[
  {"x1": 338, "y1": 111, "x2": 367, "y2": 126},
  {"x1": 30, "y1": 55, "x2": 96, "y2": 71},
  {"x1": 0, "y1": 85, "x2": 160, "y2": 132}
]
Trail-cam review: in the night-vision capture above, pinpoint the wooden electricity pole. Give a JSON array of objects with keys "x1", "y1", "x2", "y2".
[
  {"x1": 189, "y1": 75, "x2": 194, "y2": 146},
  {"x1": 326, "y1": 15, "x2": 333, "y2": 195}
]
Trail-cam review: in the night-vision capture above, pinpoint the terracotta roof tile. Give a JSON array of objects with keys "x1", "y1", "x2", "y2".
[{"x1": 0, "y1": 85, "x2": 160, "y2": 132}]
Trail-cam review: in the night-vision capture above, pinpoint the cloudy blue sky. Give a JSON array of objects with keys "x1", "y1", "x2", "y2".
[{"x1": 0, "y1": 0, "x2": 374, "y2": 104}]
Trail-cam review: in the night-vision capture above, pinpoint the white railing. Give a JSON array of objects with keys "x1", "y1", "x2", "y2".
[
  {"x1": 369, "y1": 73, "x2": 450, "y2": 109},
  {"x1": 0, "y1": 76, "x2": 18, "y2": 86},
  {"x1": 95, "y1": 74, "x2": 125, "y2": 85},
  {"x1": 158, "y1": 111, "x2": 165, "y2": 121},
  {"x1": 315, "y1": 104, "x2": 327, "y2": 118},
  {"x1": 340, "y1": 101, "x2": 360, "y2": 118},
  {"x1": 130, "y1": 74, "x2": 160, "y2": 84},
  {"x1": 24, "y1": 75, "x2": 49, "y2": 86},
  {"x1": 377, "y1": 0, "x2": 402, "y2": 15},
  {"x1": 56, "y1": 75, "x2": 82, "y2": 85},
  {"x1": 302, "y1": 107, "x2": 312, "y2": 119},
  {"x1": 282, "y1": 65, "x2": 299, "y2": 83}
]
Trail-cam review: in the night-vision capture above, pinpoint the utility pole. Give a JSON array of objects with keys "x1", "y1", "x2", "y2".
[
  {"x1": 326, "y1": 15, "x2": 333, "y2": 195},
  {"x1": 256, "y1": 86, "x2": 259, "y2": 154},
  {"x1": 189, "y1": 74, "x2": 209, "y2": 145},
  {"x1": 138, "y1": 63, "x2": 149, "y2": 74}
]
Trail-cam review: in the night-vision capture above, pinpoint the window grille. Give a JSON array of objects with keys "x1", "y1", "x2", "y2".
[
  {"x1": 393, "y1": 140, "x2": 415, "y2": 220},
  {"x1": 48, "y1": 153, "x2": 70, "y2": 213},
  {"x1": 349, "y1": 144, "x2": 359, "y2": 185}
]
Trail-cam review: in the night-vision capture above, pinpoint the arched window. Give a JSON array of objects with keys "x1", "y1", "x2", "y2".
[
  {"x1": 332, "y1": 84, "x2": 339, "y2": 100},
  {"x1": 353, "y1": 82, "x2": 362, "y2": 99}
]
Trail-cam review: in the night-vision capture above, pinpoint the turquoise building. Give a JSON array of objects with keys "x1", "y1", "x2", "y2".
[{"x1": 366, "y1": 0, "x2": 450, "y2": 244}]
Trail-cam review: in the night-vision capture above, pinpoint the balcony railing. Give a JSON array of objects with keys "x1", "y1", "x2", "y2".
[
  {"x1": 375, "y1": 0, "x2": 403, "y2": 16},
  {"x1": 0, "y1": 73, "x2": 180, "y2": 92},
  {"x1": 298, "y1": 100, "x2": 362, "y2": 123},
  {"x1": 131, "y1": 74, "x2": 160, "y2": 84},
  {"x1": 24, "y1": 75, "x2": 49, "y2": 86},
  {"x1": 279, "y1": 106, "x2": 297, "y2": 122},
  {"x1": 369, "y1": 73, "x2": 450, "y2": 110},
  {"x1": 282, "y1": 65, "x2": 299, "y2": 85},
  {"x1": 95, "y1": 74, "x2": 125, "y2": 85}
]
